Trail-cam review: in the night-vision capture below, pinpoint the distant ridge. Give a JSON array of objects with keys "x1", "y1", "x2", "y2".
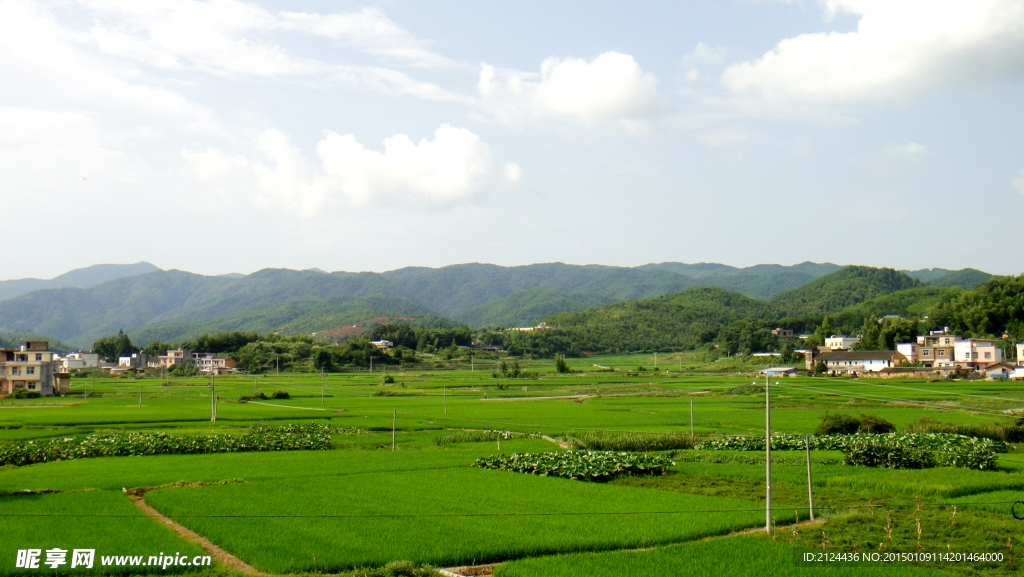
[
  {"x1": 0, "y1": 262, "x2": 161, "y2": 302},
  {"x1": 0, "y1": 261, "x2": 997, "y2": 348}
]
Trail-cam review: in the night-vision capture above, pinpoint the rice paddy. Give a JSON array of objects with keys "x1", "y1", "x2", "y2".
[{"x1": 2, "y1": 358, "x2": 1024, "y2": 576}]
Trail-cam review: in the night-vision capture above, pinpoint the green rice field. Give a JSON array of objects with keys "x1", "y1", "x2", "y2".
[{"x1": 2, "y1": 357, "x2": 1024, "y2": 576}]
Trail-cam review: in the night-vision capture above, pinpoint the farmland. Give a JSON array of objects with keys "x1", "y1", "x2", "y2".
[{"x1": 3, "y1": 354, "x2": 1024, "y2": 576}]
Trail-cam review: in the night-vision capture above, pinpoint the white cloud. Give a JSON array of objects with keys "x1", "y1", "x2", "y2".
[
  {"x1": 77, "y1": 0, "x2": 453, "y2": 76},
  {"x1": 477, "y1": 51, "x2": 663, "y2": 129},
  {"x1": 280, "y1": 8, "x2": 453, "y2": 68},
  {"x1": 886, "y1": 142, "x2": 928, "y2": 157},
  {"x1": 1013, "y1": 168, "x2": 1024, "y2": 196},
  {"x1": 722, "y1": 0, "x2": 1024, "y2": 102},
  {"x1": 183, "y1": 125, "x2": 519, "y2": 215}
]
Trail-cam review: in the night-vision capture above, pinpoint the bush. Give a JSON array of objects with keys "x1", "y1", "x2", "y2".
[
  {"x1": 271, "y1": 390, "x2": 290, "y2": 399},
  {"x1": 9, "y1": 389, "x2": 41, "y2": 399},
  {"x1": 382, "y1": 374, "x2": 395, "y2": 384},
  {"x1": 815, "y1": 413, "x2": 861, "y2": 435},
  {"x1": 843, "y1": 439, "x2": 935, "y2": 469},
  {"x1": 857, "y1": 414, "x2": 896, "y2": 434}
]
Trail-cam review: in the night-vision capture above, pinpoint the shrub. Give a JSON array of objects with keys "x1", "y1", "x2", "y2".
[
  {"x1": 815, "y1": 413, "x2": 861, "y2": 435},
  {"x1": 382, "y1": 374, "x2": 395, "y2": 384},
  {"x1": 857, "y1": 414, "x2": 896, "y2": 434},
  {"x1": 725, "y1": 384, "x2": 764, "y2": 396},
  {"x1": 9, "y1": 389, "x2": 41, "y2": 399},
  {"x1": 271, "y1": 390, "x2": 290, "y2": 399}
]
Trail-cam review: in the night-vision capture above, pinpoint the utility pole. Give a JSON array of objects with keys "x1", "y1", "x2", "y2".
[
  {"x1": 370, "y1": 356, "x2": 373, "y2": 373},
  {"x1": 765, "y1": 375, "x2": 772, "y2": 534},
  {"x1": 471, "y1": 355, "x2": 474, "y2": 372},
  {"x1": 254, "y1": 376, "x2": 257, "y2": 396},
  {"x1": 806, "y1": 435, "x2": 815, "y2": 520},
  {"x1": 139, "y1": 386, "x2": 142, "y2": 409},
  {"x1": 654, "y1": 352, "x2": 657, "y2": 368},
  {"x1": 276, "y1": 356, "x2": 279, "y2": 376},
  {"x1": 391, "y1": 410, "x2": 396, "y2": 452},
  {"x1": 690, "y1": 396, "x2": 694, "y2": 439},
  {"x1": 443, "y1": 386, "x2": 447, "y2": 414},
  {"x1": 321, "y1": 366, "x2": 325, "y2": 405}
]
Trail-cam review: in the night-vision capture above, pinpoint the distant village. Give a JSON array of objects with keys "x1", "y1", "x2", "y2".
[
  {"x1": 0, "y1": 343, "x2": 234, "y2": 397},
  {"x1": 762, "y1": 328, "x2": 1024, "y2": 380},
  {"x1": 3, "y1": 323, "x2": 1024, "y2": 397}
]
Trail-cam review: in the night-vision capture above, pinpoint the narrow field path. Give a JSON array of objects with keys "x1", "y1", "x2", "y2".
[{"x1": 128, "y1": 494, "x2": 267, "y2": 576}]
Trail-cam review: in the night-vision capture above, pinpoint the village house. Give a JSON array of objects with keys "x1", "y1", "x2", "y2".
[
  {"x1": 157, "y1": 349, "x2": 196, "y2": 368},
  {"x1": 897, "y1": 331, "x2": 960, "y2": 368},
  {"x1": 772, "y1": 328, "x2": 794, "y2": 338},
  {"x1": 1017, "y1": 343, "x2": 1024, "y2": 367},
  {"x1": 195, "y1": 353, "x2": 236, "y2": 374},
  {"x1": 954, "y1": 339, "x2": 1003, "y2": 370},
  {"x1": 806, "y1": 347, "x2": 906, "y2": 374},
  {"x1": 60, "y1": 352, "x2": 99, "y2": 370},
  {"x1": 824, "y1": 335, "x2": 861, "y2": 350},
  {"x1": 0, "y1": 342, "x2": 70, "y2": 396}
]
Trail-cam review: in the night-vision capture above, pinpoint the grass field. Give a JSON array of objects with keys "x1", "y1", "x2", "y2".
[{"x1": 2, "y1": 358, "x2": 1024, "y2": 576}]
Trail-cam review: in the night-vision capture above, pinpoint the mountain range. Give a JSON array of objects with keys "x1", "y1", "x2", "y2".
[{"x1": 0, "y1": 261, "x2": 997, "y2": 349}]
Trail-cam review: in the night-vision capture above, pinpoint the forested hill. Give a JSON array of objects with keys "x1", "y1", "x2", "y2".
[
  {"x1": 0, "y1": 261, "x2": 849, "y2": 347},
  {"x1": 541, "y1": 287, "x2": 777, "y2": 353},
  {"x1": 768, "y1": 266, "x2": 923, "y2": 318},
  {"x1": 511, "y1": 266, "x2": 1014, "y2": 357},
  {"x1": 0, "y1": 261, "x2": 1004, "y2": 349}
]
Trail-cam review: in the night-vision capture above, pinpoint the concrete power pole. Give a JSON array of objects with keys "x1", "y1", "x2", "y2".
[{"x1": 765, "y1": 375, "x2": 772, "y2": 534}]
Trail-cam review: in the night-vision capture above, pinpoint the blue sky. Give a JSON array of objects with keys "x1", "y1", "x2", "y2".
[{"x1": 2, "y1": 0, "x2": 1023, "y2": 279}]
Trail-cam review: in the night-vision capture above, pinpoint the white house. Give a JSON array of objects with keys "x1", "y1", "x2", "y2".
[
  {"x1": 1017, "y1": 343, "x2": 1024, "y2": 367},
  {"x1": 60, "y1": 352, "x2": 99, "y2": 370},
  {"x1": 825, "y1": 335, "x2": 861, "y2": 350},
  {"x1": 814, "y1": 350, "x2": 907, "y2": 373},
  {"x1": 953, "y1": 339, "x2": 1003, "y2": 370}
]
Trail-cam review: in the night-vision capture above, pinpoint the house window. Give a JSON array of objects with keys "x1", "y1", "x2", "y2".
[
  {"x1": 35, "y1": 354, "x2": 42, "y2": 361},
  {"x1": 923, "y1": 350, "x2": 930, "y2": 356},
  {"x1": 973, "y1": 353, "x2": 978, "y2": 359},
  {"x1": 985, "y1": 352, "x2": 992, "y2": 359},
  {"x1": 938, "y1": 350, "x2": 945, "y2": 356},
  {"x1": 27, "y1": 367, "x2": 35, "y2": 375},
  {"x1": 28, "y1": 384, "x2": 36, "y2": 390}
]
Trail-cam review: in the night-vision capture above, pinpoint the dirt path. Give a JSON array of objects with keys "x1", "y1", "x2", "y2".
[{"x1": 128, "y1": 493, "x2": 267, "y2": 576}]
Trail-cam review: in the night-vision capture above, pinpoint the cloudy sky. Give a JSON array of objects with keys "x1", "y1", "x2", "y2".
[{"x1": 3, "y1": 0, "x2": 1024, "y2": 279}]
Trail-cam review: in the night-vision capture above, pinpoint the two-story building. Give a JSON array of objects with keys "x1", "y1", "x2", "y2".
[
  {"x1": 1017, "y1": 343, "x2": 1024, "y2": 367},
  {"x1": 157, "y1": 349, "x2": 196, "y2": 368},
  {"x1": 195, "y1": 353, "x2": 235, "y2": 374},
  {"x1": 825, "y1": 335, "x2": 861, "y2": 350},
  {"x1": 63, "y1": 352, "x2": 99, "y2": 370}
]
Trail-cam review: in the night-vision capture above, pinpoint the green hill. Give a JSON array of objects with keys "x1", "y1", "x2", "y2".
[
  {"x1": 769, "y1": 266, "x2": 923, "y2": 318},
  {"x1": 828, "y1": 286, "x2": 954, "y2": 334},
  {"x1": 458, "y1": 287, "x2": 612, "y2": 328},
  {"x1": 927, "y1": 268, "x2": 994, "y2": 288},
  {"x1": 0, "y1": 262, "x2": 160, "y2": 302},
  {"x1": 543, "y1": 286, "x2": 778, "y2": 353}
]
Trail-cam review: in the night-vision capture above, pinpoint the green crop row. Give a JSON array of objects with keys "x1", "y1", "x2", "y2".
[
  {"x1": 0, "y1": 424, "x2": 338, "y2": 467},
  {"x1": 566, "y1": 430, "x2": 697, "y2": 452},
  {"x1": 433, "y1": 430, "x2": 534, "y2": 446},
  {"x1": 698, "y1": 432, "x2": 1005, "y2": 453},
  {"x1": 473, "y1": 451, "x2": 674, "y2": 482},
  {"x1": 699, "y1": 433, "x2": 1001, "y2": 470}
]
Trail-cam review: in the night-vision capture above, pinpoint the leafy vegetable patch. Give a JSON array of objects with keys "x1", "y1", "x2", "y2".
[
  {"x1": 698, "y1": 433, "x2": 1001, "y2": 470},
  {"x1": 473, "y1": 451, "x2": 674, "y2": 482},
  {"x1": 0, "y1": 423, "x2": 348, "y2": 467}
]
